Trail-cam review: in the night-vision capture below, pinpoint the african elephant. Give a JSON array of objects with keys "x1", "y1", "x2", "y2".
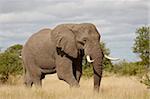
[{"x1": 21, "y1": 23, "x2": 118, "y2": 92}]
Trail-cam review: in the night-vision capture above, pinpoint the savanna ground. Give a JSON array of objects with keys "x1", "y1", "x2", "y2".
[{"x1": 0, "y1": 74, "x2": 149, "y2": 99}]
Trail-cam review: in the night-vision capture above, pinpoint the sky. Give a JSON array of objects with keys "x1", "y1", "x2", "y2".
[{"x1": 0, "y1": 0, "x2": 149, "y2": 62}]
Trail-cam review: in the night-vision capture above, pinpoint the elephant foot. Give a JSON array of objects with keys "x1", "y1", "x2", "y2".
[
  {"x1": 58, "y1": 75, "x2": 80, "y2": 88},
  {"x1": 69, "y1": 80, "x2": 80, "y2": 88},
  {"x1": 33, "y1": 79, "x2": 42, "y2": 87},
  {"x1": 94, "y1": 86, "x2": 100, "y2": 92},
  {"x1": 70, "y1": 83, "x2": 80, "y2": 90},
  {"x1": 71, "y1": 84, "x2": 80, "y2": 88}
]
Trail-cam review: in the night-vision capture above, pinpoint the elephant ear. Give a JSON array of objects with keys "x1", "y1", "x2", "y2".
[{"x1": 52, "y1": 25, "x2": 78, "y2": 58}]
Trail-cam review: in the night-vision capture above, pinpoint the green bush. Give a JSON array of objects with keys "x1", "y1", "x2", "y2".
[
  {"x1": 140, "y1": 73, "x2": 150, "y2": 88},
  {"x1": 113, "y1": 60, "x2": 147, "y2": 76},
  {"x1": 133, "y1": 26, "x2": 149, "y2": 66},
  {"x1": 0, "y1": 44, "x2": 23, "y2": 83},
  {"x1": 82, "y1": 58, "x2": 93, "y2": 78},
  {"x1": 82, "y1": 65, "x2": 93, "y2": 78}
]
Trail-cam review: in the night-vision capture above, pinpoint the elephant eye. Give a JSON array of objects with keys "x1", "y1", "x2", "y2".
[
  {"x1": 77, "y1": 38, "x2": 87, "y2": 46},
  {"x1": 83, "y1": 39, "x2": 86, "y2": 42},
  {"x1": 82, "y1": 37, "x2": 87, "y2": 42},
  {"x1": 78, "y1": 41, "x2": 85, "y2": 46}
]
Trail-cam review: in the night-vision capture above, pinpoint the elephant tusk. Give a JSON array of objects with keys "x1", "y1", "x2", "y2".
[
  {"x1": 86, "y1": 55, "x2": 94, "y2": 63},
  {"x1": 104, "y1": 55, "x2": 119, "y2": 61}
]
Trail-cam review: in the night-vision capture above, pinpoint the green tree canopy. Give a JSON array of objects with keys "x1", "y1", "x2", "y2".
[
  {"x1": 5, "y1": 44, "x2": 22, "y2": 54},
  {"x1": 133, "y1": 26, "x2": 149, "y2": 66},
  {"x1": 0, "y1": 44, "x2": 23, "y2": 83}
]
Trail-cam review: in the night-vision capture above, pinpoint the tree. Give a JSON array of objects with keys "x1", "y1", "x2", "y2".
[
  {"x1": 5, "y1": 44, "x2": 22, "y2": 55},
  {"x1": 133, "y1": 26, "x2": 149, "y2": 67},
  {"x1": 0, "y1": 44, "x2": 23, "y2": 83}
]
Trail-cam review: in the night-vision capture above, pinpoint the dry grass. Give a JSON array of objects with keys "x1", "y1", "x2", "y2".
[{"x1": 0, "y1": 74, "x2": 149, "y2": 99}]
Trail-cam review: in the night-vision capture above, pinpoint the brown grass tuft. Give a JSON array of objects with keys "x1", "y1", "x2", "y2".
[{"x1": 0, "y1": 74, "x2": 149, "y2": 99}]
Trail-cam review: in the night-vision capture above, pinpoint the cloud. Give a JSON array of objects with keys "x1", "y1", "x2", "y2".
[
  {"x1": 0, "y1": 0, "x2": 148, "y2": 61},
  {"x1": 0, "y1": 0, "x2": 78, "y2": 13},
  {"x1": 1, "y1": 0, "x2": 148, "y2": 24}
]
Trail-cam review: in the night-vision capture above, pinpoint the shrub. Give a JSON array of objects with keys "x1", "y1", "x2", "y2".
[
  {"x1": 82, "y1": 65, "x2": 93, "y2": 78},
  {"x1": 82, "y1": 58, "x2": 93, "y2": 78},
  {"x1": 113, "y1": 60, "x2": 147, "y2": 76},
  {"x1": 133, "y1": 26, "x2": 149, "y2": 66},
  {"x1": 0, "y1": 44, "x2": 23, "y2": 83},
  {"x1": 140, "y1": 73, "x2": 150, "y2": 89}
]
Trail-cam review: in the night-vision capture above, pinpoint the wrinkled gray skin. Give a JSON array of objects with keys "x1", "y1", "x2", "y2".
[{"x1": 22, "y1": 23, "x2": 103, "y2": 92}]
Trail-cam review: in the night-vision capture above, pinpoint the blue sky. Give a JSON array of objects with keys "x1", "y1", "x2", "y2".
[{"x1": 0, "y1": 0, "x2": 149, "y2": 62}]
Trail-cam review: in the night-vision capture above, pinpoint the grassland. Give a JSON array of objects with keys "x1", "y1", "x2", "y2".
[{"x1": 0, "y1": 74, "x2": 149, "y2": 99}]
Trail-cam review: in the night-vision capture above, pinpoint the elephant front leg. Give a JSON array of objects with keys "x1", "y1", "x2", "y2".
[
  {"x1": 73, "y1": 63, "x2": 82, "y2": 83},
  {"x1": 24, "y1": 71, "x2": 33, "y2": 87},
  {"x1": 56, "y1": 55, "x2": 79, "y2": 87},
  {"x1": 73, "y1": 52, "x2": 83, "y2": 83}
]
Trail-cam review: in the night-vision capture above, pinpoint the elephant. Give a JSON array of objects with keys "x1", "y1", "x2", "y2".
[{"x1": 21, "y1": 23, "x2": 118, "y2": 92}]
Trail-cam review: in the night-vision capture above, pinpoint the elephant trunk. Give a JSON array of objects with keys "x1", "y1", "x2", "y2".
[
  {"x1": 92, "y1": 48, "x2": 103, "y2": 92},
  {"x1": 85, "y1": 43, "x2": 104, "y2": 92}
]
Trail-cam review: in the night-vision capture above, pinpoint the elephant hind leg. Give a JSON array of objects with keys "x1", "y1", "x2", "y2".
[
  {"x1": 24, "y1": 79, "x2": 33, "y2": 87},
  {"x1": 25, "y1": 73, "x2": 43, "y2": 87},
  {"x1": 22, "y1": 54, "x2": 43, "y2": 87},
  {"x1": 24, "y1": 74, "x2": 42, "y2": 87},
  {"x1": 30, "y1": 70, "x2": 43, "y2": 87},
  {"x1": 24, "y1": 71, "x2": 33, "y2": 87},
  {"x1": 24, "y1": 65, "x2": 43, "y2": 87},
  {"x1": 33, "y1": 78, "x2": 42, "y2": 87},
  {"x1": 32, "y1": 73, "x2": 45, "y2": 87}
]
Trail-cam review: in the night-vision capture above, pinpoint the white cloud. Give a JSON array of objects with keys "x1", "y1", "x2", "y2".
[
  {"x1": 0, "y1": 0, "x2": 148, "y2": 61},
  {"x1": 0, "y1": 12, "x2": 58, "y2": 24}
]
